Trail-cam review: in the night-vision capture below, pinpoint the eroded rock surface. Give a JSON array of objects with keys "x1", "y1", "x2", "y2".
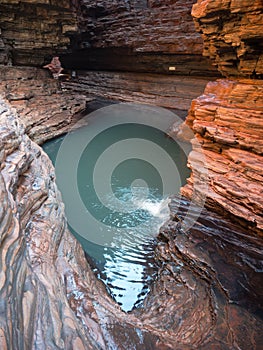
[
  {"x1": 0, "y1": 66, "x2": 87, "y2": 144},
  {"x1": 61, "y1": 0, "x2": 218, "y2": 76},
  {"x1": 0, "y1": 97, "x2": 99, "y2": 349},
  {"x1": 62, "y1": 71, "x2": 212, "y2": 111},
  {"x1": 192, "y1": 0, "x2": 263, "y2": 77},
  {"x1": 176, "y1": 79, "x2": 263, "y2": 234},
  {"x1": 0, "y1": 0, "x2": 77, "y2": 66},
  {"x1": 1, "y1": 100, "x2": 262, "y2": 349},
  {"x1": 173, "y1": 0, "x2": 263, "y2": 235},
  {"x1": 77, "y1": 0, "x2": 203, "y2": 54}
]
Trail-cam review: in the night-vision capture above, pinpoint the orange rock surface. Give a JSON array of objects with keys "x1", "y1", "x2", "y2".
[
  {"x1": 192, "y1": 0, "x2": 263, "y2": 77},
  {"x1": 180, "y1": 78, "x2": 263, "y2": 234},
  {"x1": 173, "y1": 0, "x2": 263, "y2": 235}
]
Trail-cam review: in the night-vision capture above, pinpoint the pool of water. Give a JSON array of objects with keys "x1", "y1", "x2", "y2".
[{"x1": 42, "y1": 104, "x2": 190, "y2": 311}]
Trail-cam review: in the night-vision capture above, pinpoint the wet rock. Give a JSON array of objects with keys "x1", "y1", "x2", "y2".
[
  {"x1": 1, "y1": 96, "x2": 262, "y2": 350},
  {"x1": 135, "y1": 196, "x2": 263, "y2": 349}
]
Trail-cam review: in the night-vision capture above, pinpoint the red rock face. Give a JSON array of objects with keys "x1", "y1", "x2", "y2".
[
  {"x1": 1, "y1": 105, "x2": 261, "y2": 348},
  {"x1": 192, "y1": 0, "x2": 263, "y2": 77},
  {"x1": 0, "y1": 66, "x2": 87, "y2": 143},
  {"x1": 180, "y1": 79, "x2": 263, "y2": 234},
  {"x1": 174, "y1": 0, "x2": 263, "y2": 235},
  {"x1": 62, "y1": 70, "x2": 212, "y2": 111},
  {"x1": 78, "y1": 0, "x2": 202, "y2": 54}
]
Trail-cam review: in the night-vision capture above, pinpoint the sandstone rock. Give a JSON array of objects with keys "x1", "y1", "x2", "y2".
[
  {"x1": 61, "y1": 0, "x2": 218, "y2": 76},
  {"x1": 0, "y1": 66, "x2": 88, "y2": 144},
  {"x1": 192, "y1": 0, "x2": 263, "y2": 77},
  {"x1": 0, "y1": 97, "x2": 98, "y2": 349},
  {"x1": 77, "y1": 0, "x2": 202, "y2": 54},
  {"x1": 0, "y1": 0, "x2": 77, "y2": 66},
  {"x1": 62, "y1": 70, "x2": 212, "y2": 111},
  {"x1": 1, "y1": 101, "x2": 262, "y2": 348},
  {"x1": 175, "y1": 79, "x2": 263, "y2": 234}
]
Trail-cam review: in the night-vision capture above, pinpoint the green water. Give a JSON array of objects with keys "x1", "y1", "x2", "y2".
[{"x1": 43, "y1": 109, "x2": 190, "y2": 311}]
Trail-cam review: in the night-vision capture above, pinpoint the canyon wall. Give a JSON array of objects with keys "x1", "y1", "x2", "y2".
[
  {"x1": 60, "y1": 0, "x2": 219, "y2": 112},
  {"x1": 0, "y1": 97, "x2": 95, "y2": 349},
  {"x1": 1, "y1": 99, "x2": 262, "y2": 350},
  {"x1": 62, "y1": 71, "x2": 211, "y2": 112},
  {"x1": 0, "y1": 0, "x2": 262, "y2": 349},
  {"x1": 0, "y1": 96, "x2": 163, "y2": 350},
  {"x1": 64, "y1": 0, "x2": 217, "y2": 75},
  {"x1": 173, "y1": 0, "x2": 263, "y2": 234},
  {"x1": 0, "y1": 0, "x2": 77, "y2": 66},
  {"x1": 192, "y1": 0, "x2": 263, "y2": 77},
  {"x1": 0, "y1": 66, "x2": 87, "y2": 144}
]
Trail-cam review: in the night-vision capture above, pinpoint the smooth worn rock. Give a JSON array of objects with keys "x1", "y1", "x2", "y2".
[
  {"x1": 1, "y1": 109, "x2": 262, "y2": 350},
  {"x1": 62, "y1": 70, "x2": 212, "y2": 111},
  {"x1": 173, "y1": 78, "x2": 263, "y2": 234},
  {"x1": 0, "y1": 66, "x2": 88, "y2": 144},
  {"x1": 192, "y1": 0, "x2": 263, "y2": 77}
]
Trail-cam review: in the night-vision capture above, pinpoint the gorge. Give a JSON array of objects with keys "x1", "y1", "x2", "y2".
[{"x1": 0, "y1": 0, "x2": 262, "y2": 349}]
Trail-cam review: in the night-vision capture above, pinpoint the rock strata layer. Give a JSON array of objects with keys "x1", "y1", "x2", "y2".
[
  {"x1": 0, "y1": 66, "x2": 87, "y2": 144},
  {"x1": 0, "y1": 0, "x2": 77, "y2": 66},
  {"x1": 176, "y1": 79, "x2": 263, "y2": 234},
  {"x1": 62, "y1": 0, "x2": 218, "y2": 76},
  {"x1": 77, "y1": 0, "x2": 202, "y2": 54},
  {"x1": 174, "y1": 0, "x2": 263, "y2": 235},
  {"x1": 192, "y1": 0, "x2": 263, "y2": 77},
  {"x1": 62, "y1": 71, "x2": 212, "y2": 111}
]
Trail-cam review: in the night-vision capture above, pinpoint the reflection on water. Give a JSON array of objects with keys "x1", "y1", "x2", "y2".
[
  {"x1": 69, "y1": 187, "x2": 171, "y2": 311},
  {"x1": 86, "y1": 189, "x2": 170, "y2": 311}
]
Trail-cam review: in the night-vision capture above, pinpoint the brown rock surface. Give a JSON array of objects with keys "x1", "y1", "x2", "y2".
[
  {"x1": 61, "y1": 0, "x2": 218, "y2": 76},
  {"x1": 173, "y1": 0, "x2": 263, "y2": 235},
  {"x1": 0, "y1": 66, "x2": 88, "y2": 143},
  {"x1": 62, "y1": 71, "x2": 212, "y2": 111},
  {"x1": 176, "y1": 78, "x2": 263, "y2": 234},
  {"x1": 77, "y1": 0, "x2": 203, "y2": 54},
  {"x1": 0, "y1": 0, "x2": 77, "y2": 66},
  {"x1": 192, "y1": 0, "x2": 263, "y2": 77}
]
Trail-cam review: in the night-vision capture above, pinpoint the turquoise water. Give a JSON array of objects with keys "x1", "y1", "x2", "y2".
[{"x1": 43, "y1": 115, "x2": 190, "y2": 311}]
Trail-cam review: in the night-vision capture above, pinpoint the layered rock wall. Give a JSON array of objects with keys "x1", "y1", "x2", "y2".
[
  {"x1": 61, "y1": 0, "x2": 218, "y2": 76},
  {"x1": 77, "y1": 0, "x2": 203, "y2": 54},
  {"x1": 0, "y1": 66, "x2": 87, "y2": 143},
  {"x1": 192, "y1": 0, "x2": 263, "y2": 77},
  {"x1": 181, "y1": 79, "x2": 263, "y2": 234},
  {"x1": 60, "y1": 1, "x2": 220, "y2": 112},
  {"x1": 0, "y1": 97, "x2": 97, "y2": 349},
  {"x1": 174, "y1": 0, "x2": 263, "y2": 234},
  {"x1": 62, "y1": 71, "x2": 212, "y2": 111},
  {"x1": 0, "y1": 0, "x2": 77, "y2": 66},
  {"x1": 1, "y1": 98, "x2": 262, "y2": 349}
]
